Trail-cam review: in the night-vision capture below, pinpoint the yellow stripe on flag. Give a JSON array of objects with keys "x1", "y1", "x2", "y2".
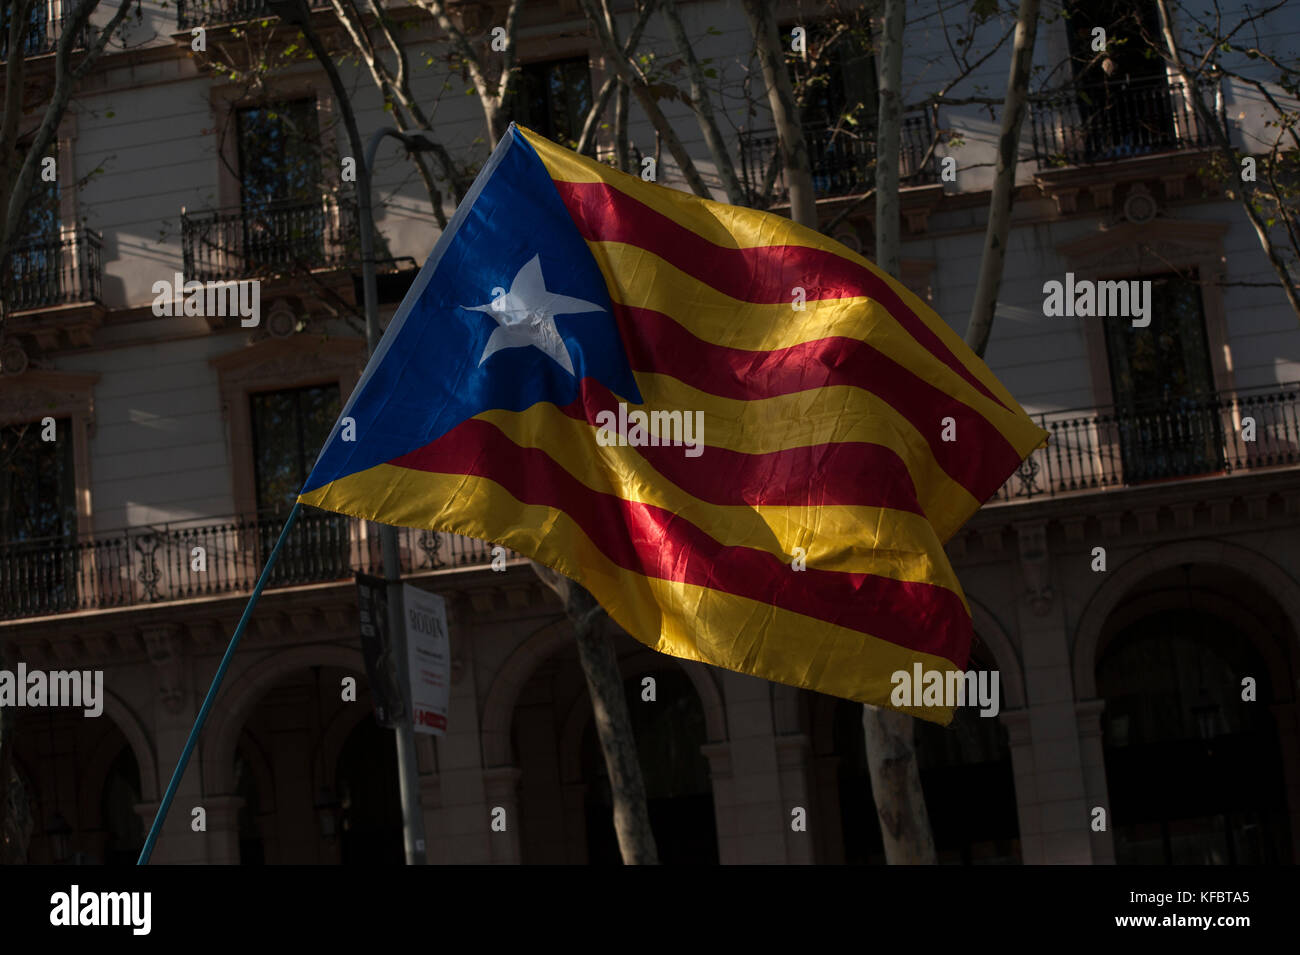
[{"x1": 301, "y1": 463, "x2": 960, "y2": 723}]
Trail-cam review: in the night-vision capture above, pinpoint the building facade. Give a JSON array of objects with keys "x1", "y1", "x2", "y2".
[{"x1": 1, "y1": 0, "x2": 1298, "y2": 864}]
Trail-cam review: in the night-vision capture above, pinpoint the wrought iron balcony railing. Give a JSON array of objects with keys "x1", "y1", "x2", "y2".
[
  {"x1": 4, "y1": 385, "x2": 1295, "y2": 621},
  {"x1": 739, "y1": 115, "x2": 939, "y2": 204},
  {"x1": 181, "y1": 195, "x2": 360, "y2": 284},
  {"x1": 0, "y1": 511, "x2": 515, "y2": 621},
  {"x1": 0, "y1": 2, "x2": 89, "y2": 60},
  {"x1": 1031, "y1": 74, "x2": 1219, "y2": 168},
  {"x1": 176, "y1": 0, "x2": 332, "y2": 32},
  {"x1": 3, "y1": 228, "x2": 103, "y2": 312},
  {"x1": 993, "y1": 383, "x2": 1300, "y2": 503}
]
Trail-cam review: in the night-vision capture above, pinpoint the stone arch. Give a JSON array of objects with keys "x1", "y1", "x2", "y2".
[
  {"x1": 481, "y1": 620, "x2": 727, "y2": 769},
  {"x1": 99, "y1": 689, "x2": 159, "y2": 802},
  {"x1": 76, "y1": 699, "x2": 155, "y2": 832},
  {"x1": 1072, "y1": 539, "x2": 1300, "y2": 699},
  {"x1": 970, "y1": 597, "x2": 1026, "y2": 711},
  {"x1": 202, "y1": 644, "x2": 366, "y2": 794},
  {"x1": 315, "y1": 695, "x2": 376, "y2": 791}
]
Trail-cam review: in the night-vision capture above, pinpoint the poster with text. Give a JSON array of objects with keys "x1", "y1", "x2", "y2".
[{"x1": 404, "y1": 583, "x2": 450, "y2": 735}]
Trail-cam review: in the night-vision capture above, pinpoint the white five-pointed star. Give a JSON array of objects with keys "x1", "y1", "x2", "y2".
[{"x1": 466, "y1": 254, "x2": 605, "y2": 375}]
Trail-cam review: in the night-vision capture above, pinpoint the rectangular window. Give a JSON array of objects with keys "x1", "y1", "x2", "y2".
[
  {"x1": 513, "y1": 57, "x2": 593, "y2": 147},
  {"x1": 0, "y1": 418, "x2": 75, "y2": 542},
  {"x1": 250, "y1": 383, "x2": 349, "y2": 584},
  {"x1": 789, "y1": 20, "x2": 878, "y2": 132},
  {"x1": 0, "y1": 1, "x2": 49, "y2": 59},
  {"x1": 1064, "y1": 1, "x2": 1176, "y2": 161},
  {"x1": 236, "y1": 98, "x2": 325, "y2": 270},
  {"x1": 237, "y1": 98, "x2": 323, "y2": 207},
  {"x1": 0, "y1": 417, "x2": 78, "y2": 614},
  {"x1": 6, "y1": 144, "x2": 62, "y2": 310},
  {"x1": 1102, "y1": 272, "x2": 1224, "y2": 482},
  {"x1": 250, "y1": 382, "x2": 341, "y2": 515}
]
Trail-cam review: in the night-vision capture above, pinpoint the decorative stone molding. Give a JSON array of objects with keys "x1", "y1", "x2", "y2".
[
  {"x1": 141, "y1": 623, "x2": 186, "y2": 714},
  {"x1": 1016, "y1": 521, "x2": 1054, "y2": 616}
]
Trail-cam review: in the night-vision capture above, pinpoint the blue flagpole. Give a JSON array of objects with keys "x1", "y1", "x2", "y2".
[{"x1": 137, "y1": 501, "x2": 302, "y2": 864}]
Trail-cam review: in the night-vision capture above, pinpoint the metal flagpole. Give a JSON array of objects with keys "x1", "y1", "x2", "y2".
[{"x1": 137, "y1": 502, "x2": 302, "y2": 864}]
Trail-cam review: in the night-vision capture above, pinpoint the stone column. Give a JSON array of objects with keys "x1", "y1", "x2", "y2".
[
  {"x1": 1076, "y1": 699, "x2": 1115, "y2": 863},
  {"x1": 716, "y1": 672, "x2": 790, "y2": 863},
  {"x1": 201, "y1": 794, "x2": 245, "y2": 864},
  {"x1": 1014, "y1": 521, "x2": 1094, "y2": 864},
  {"x1": 775, "y1": 734, "x2": 816, "y2": 864},
  {"x1": 140, "y1": 623, "x2": 206, "y2": 863},
  {"x1": 482, "y1": 766, "x2": 523, "y2": 864},
  {"x1": 999, "y1": 708, "x2": 1042, "y2": 863}
]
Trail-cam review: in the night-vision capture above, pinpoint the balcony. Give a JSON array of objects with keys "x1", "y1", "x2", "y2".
[
  {"x1": 0, "y1": 511, "x2": 515, "y2": 622},
  {"x1": 0, "y1": 3, "x2": 89, "y2": 60},
  {"x1": 3, "y1": 227, "x2": 103, "y2": 312},
  {"x1": 176, "y1": 0, "x2": 332, "y2": 31},
  {"x1": 181, "y1": 196, "x2": 360, "y2": 284},
  {"x1": 993, "y1": 384, "x2": 1300, "y2": 503},
  {"x1": 1031, "y1": 74, "x2": 1218, "y2": 168},
  {"x1": 739, "y1": 115, "x2": 939, "y2": 204}
]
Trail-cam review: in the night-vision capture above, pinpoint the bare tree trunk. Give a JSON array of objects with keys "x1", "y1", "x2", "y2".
[
  {"x1": 662, "y1": 0, "x2": 745, "y2": 205},
  {"x1": 1152, "y1": 0, "x2": 1300, "y2": 321},
  {"x1": 963, "y1": 0, "x2": 1041, "y2": 357},
  {"x1": 531, "y1": 564, "x2": 659, "y2": 864},
  {"x1": 741, "y1": 0, "x2": 818, "y2": 226},
  {"x1": 575, "y1": 0, "x2": 658, "y2": 156},
  {"x1": 865, "y1": 0, "x2": 938, "y2": 867},
  {"x1": 415, "y1": 0, "x2": 522, "y2": 148},
  {"x1": 576, "y1": 0, "x2": 711, "y2": 198},
  {"x1": 615, "y1": 81, "x2": 631, "y2": 172},
  {"x1": 861, "y1": 703, "x2": 937, "y2": 863}
]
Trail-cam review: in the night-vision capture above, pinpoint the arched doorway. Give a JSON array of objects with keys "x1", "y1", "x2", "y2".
[
  {"x1": 509, "y1": 632, "x2": 720, "y2": 865},
  {"x1": 581, "y1": 668, "x2": 717, "y2": 864},
  {"x1": 99, "y1": 746, "x2": 143, "y2": 865},
  {"x1": 828, "y1": 637, "x2": 1021, "y2": 863},
  {"x1": 1098, "y1": 576, "x2": 1293, "y2": 863},
  {"x1": 228, "y1": 664, "x2": 398, "y2": 863},
  {"x1": 335, "y1": 716, "x2": 404, "y2": 864}
]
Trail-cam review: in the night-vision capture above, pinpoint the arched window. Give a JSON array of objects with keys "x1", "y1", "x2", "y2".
[{"x1": 1098, "y1": 607, "x2": 1292, "y2": 863}]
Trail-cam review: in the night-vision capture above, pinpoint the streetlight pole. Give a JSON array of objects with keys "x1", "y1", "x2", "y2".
[{"x1": 359, "y1": 127, "x2": 438, "y2": 866}]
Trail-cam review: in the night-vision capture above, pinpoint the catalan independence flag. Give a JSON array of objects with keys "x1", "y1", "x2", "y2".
[{"x1": 300, "y1": 124, "x2": 1047, "y2": 724}]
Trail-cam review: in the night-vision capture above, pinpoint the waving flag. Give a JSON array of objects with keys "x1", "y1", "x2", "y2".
[{"x1": 300, "y1": 124, "x2": 1047, "y2": 724}]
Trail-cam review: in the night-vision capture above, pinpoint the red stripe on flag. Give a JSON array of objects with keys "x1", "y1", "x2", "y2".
[
  {"x1": 556, "y1": 378, "x2": 923, "y2": 513},
  {"x1": 610, "y1": 303, "x2": 1023, "y2": 504},
  {"x1": 552, "y1": 179, "x2": 1011, "y2": 412},
  {"x1": 389, "y1": 418, "x2": 971, "y2": 664}
]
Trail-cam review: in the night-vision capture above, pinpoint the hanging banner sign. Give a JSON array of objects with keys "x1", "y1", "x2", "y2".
[{"x1": 403, "y1": 583, "x2": 450, "y2": 736}]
